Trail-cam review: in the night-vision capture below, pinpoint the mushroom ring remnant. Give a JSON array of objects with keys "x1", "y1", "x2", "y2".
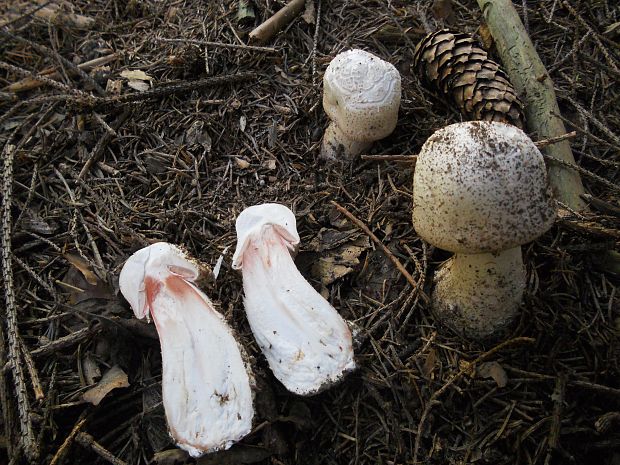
[
  {"x1": 321, "y1": 49, "x2": 401, "y2": 160},
  {"x1": 119, "y1": 243, "x2": 254, "y2": 457},
  {"x1": 233, "y1": 203, "x2": 356, "y2": 395},
  {"x1": 412, "y1": 121, "x2": 556, "y2": 339}
]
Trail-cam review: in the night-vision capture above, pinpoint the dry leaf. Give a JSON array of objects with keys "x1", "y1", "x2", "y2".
[
  {"x1": 604, "y1": 22, "x2": 620, "y2": 36},
  {"x1": 478, "y1": 23, "x2": 494, "y2": 51},
  {"x1": 186, "y1": 121, "x2": 212, "y2": 151},
  {"x1": 127, "y1": 80, "x2": 150, "y2": 92},
  {"x1": 82, "y1": 354, "x2": 101, "y2": 385},
  {"x1": 302, "y1": 0, "x2": 316, "y2": 24},
  {"x1": 431, "y1": 0, "x2": 455, "y2": 24},
  {"x1": 263, "y1": 159, "x2": 277, "y2": 170},
  {"x1": 106, "y1": 79, "x2": 122, "y2": 95},
  {"x1": 82, "y1": 365, "x2": 129, "y2": 405},
  {"x1": 477, "y1": 361, "x2": 508, "y2": 388},
  {"x1": 120, "y1": 69, "x2": 153, "y2": 81},
  {"x1": 422, "y1": 348, "x2": 438, "y2": 379},
  {"x1": 64, "y1": 253, "x2": 98, "y2": 285},
  {"x1": 235, "y1": 157, "x2": 250, "y2": 169},
  {"x1": 459, "y1": 359, "x2": 474, "y2": 376},
  {"x1": 312, "y1": 258, "x2": 353, "y2": 286}
]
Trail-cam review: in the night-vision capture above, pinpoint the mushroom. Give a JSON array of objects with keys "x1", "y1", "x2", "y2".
[
  {"x1": 321, "y1": 49, "x2": 401, "y2": 160},
  {"x1": 119, "y1": 242, "x2": 254, "y2": 457},
  {"x1": 412, "y1": 121, "x2": 556, "y2": 339},
  {"x1": 232, "y1": 203, "x2": 355, "y2": 395}
]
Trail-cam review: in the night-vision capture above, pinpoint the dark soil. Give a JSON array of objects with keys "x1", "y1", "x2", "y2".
[{"x1": 0, "y1": 1, "x2": 619, "y2": 464}]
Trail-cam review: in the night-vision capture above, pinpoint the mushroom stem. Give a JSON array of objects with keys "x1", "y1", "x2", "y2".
[
  {"x1": 320, "y1": 122, "x2": 372, "y2": 160},
  {"x1": 233, "y1": 204, "x2": 355, "y2": 395},
  {"x1": 432, "y1": 247, "x2": 526, "y2": 339},
  {"x1": 119, "y1": 243, "x2": 254, "y2": 457}
]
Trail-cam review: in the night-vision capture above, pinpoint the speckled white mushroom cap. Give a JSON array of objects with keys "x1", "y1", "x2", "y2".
[
  {"x1": 232, "y1": 203, "x2": 300, "y2": 269},
  {"x1": 323, "y1": 49, "x2": 401, "y2": 142},
  {"x1": 412, "y1": 121, "x2": 556, "y2": 253}
]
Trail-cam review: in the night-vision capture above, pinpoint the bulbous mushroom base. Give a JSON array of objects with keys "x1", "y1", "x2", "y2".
[
  {"x1": 432, "y1": 247, "x2": 526, "y2": 340},
  {"x1": 320, "y1": 122, "x2": 371, "y2": 160}
]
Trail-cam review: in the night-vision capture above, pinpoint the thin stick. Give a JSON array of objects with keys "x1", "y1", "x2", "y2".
[
  {"x1": 19, "y1": 339, "x2": 44, "y2": 401},
  {"x1": 6, "y1": 53, "x2": 118, "y2": 93},
  {"x1": 49, "y1": 414, "x2": 88, "y2": 465},
  {"x1": 561, "y1": 1, "x2": 619, "y2": 74},
  {"x1": 361, "y1": 154, "x2": 418, "y2": 162},
  {"x1": 75, "y1": 433, "x2": 128, "y2": 465},
  {"x1": 0, "y1": 27, "x2": 105, "y2": 95},
  {"x1": 331, "y1": 201, "x2": 418, "y2": 290},
  {"x1": 311, "y1": 0, "x2": 322, "y2": 86},
  {"x1": 534, "y1": 131, "x2": 577, "y2": 148},
  {"x1": 0, "y1": 61, "x2": 84, "y2": 95},
  {"x1": 157, "y1": 37, "x2": 277, "y2": 53},
  {"x1": 412, "y1": 337, "x2": 535, "y2": 463},
  {"x1": 83, "y1": 71, "x2": 256, "y2": 110},
  {"x1": 0, "y1": 0, "x2": 53, "y2": 28},
  {"x1": 249, "y1": 0, "x2": 305, "y2": 44},
  {"x1": 79, "y1": 110, "x2": 131, "y2": 179},
  {"x1": 1, "y1": 143, "x2": 38, "y2": 462},
  {"x1": 544, "y1": 374, "x2": 566, "y2": 465}
]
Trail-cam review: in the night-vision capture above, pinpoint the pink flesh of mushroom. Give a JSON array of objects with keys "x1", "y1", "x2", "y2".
[
  {"x1": 233, "y1": 204, "x2": 355, "y2": 395},
  {"x1": 119, "y1": 243, "x2": 254, "y2": 457}
]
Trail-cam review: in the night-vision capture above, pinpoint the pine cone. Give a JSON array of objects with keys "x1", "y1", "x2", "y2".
[{"x1": 413, "y1": 29, "x2": 525, "y2": 129}]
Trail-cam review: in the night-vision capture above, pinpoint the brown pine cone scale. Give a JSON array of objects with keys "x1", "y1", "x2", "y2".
[{"x1": 413, "y1": 29, "x2": 525, "y2": 129}]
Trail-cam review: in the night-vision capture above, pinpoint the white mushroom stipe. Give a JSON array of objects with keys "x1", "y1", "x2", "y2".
[
  {"x1": 321, "y1": 49, "x2": 401, "y2": 160},
  {"x1": 232, "y1": 204, "x2": 355, "y2": 395},
  {"x1": 412, "y1": 121, "x2": 556, "y2": 339},
  {"x1": 119, "y1": 243, "x2": 254, "y2": 457}
]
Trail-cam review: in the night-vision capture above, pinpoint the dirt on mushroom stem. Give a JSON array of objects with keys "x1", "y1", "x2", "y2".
[{"x1": 0, "y1": 0, "x2": 618, "y2": 464}]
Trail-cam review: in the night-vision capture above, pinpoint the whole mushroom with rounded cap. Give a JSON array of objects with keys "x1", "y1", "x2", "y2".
[
  {"x1": 412, "y1": 121, "x2": 556, "y2": 339},
  {"x1": 321, "y1": 49, "x2": 401, "y2": 160}
]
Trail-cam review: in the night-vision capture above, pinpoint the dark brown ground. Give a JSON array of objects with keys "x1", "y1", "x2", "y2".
[{"x1": 1, "y1": 1, "x2": 619, "y2": 464}]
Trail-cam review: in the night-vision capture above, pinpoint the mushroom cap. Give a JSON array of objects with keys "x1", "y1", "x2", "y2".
[
  {"x1": 323, "y1": 49, "x2": 401, "y2": 142},
  {"x1": 412, "y1": 121, "x2": 556, "y2": 253},
  {"x1": 232, "y1": 203, "x2": 300, "y2": 269},
  {"x1": 119, "y1": 242, "x2": 201, "y2": 319}
]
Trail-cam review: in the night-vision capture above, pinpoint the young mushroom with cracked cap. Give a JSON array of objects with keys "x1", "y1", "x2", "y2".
[
  {"x1": 412, "y1": 121, "x2": 556, "y2": 339},
  {"x1": 119, "y1": 242, "x2": 254, "y2": 457},
  {"x1": 232, "y1": 203, "x2": 355, "y2": 395},
  {"x1": 321, "y1": 49, "x2": 401, "y2": 160}
]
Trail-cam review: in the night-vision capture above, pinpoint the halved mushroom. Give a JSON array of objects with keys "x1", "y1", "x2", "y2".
[
  {"x1": 119, "y1": 242, "x2": 254, "y2": 457},
  {"x1": 232, "y1": 204, "x2": 355, "y2": 395}
]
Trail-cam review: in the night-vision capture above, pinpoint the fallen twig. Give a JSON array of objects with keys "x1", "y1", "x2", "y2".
[
  {"x1": 544, "y1": 374, "x2": 566, "y2": 465},
  {"x1": 49, "y1": 414, "x2": 88, "y2": 465},
  {"x1": 0, "y1": 27, "x2": 105, "y2": 95},
  {"x1": 331, "y1": 201, "x2": 419, "y2": 291},
  {"x1": 79, "y1": 110, "x2": 131, "y2": 179},
  {"x1": 477, "y1": 0, "x2": 587, "y2": 211},
  {"x1": 75, "y1": 432, "x2": 128, "y2": 465},
  {"x1": 249, "y1": 0, "x2": 305, "y2": 44},
  {"x1": 157, "y1": 37, "x2": 277, "y2": 53},
  {"x1": 78, "y1": 71, "x2": 256, "y2": 111},
  {"x1": 361, "y1": 154, "x2": 418, "y2": 162},
  {"x1": 534, "y1": 131, "x2": 577, "y2": 149},
  {"x1": 6, "y1": 53, "x2": 118, "y2": 93},
  {"x1": 1, "y1": 142, "x2": 38, "y2": 462}
]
